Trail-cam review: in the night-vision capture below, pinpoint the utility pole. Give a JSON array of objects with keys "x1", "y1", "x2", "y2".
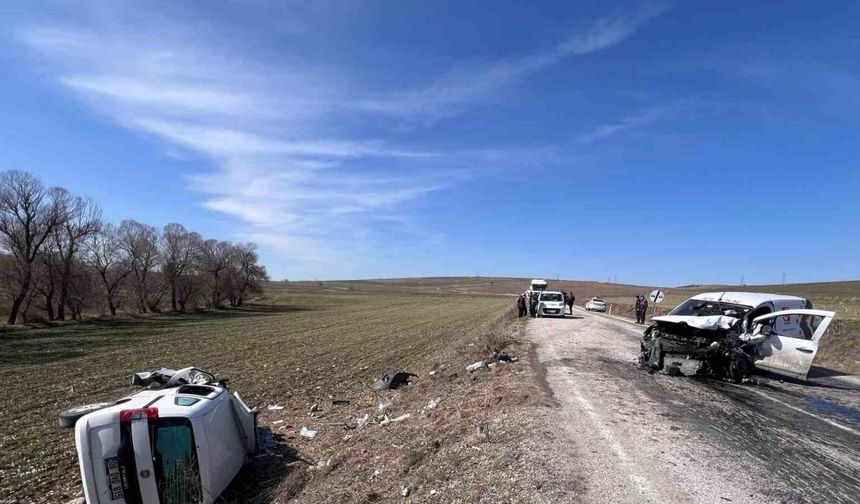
[
  {"x1": 741, "y1": 275, "x2": 744, "y2": 286},
  {"x1": 782, "y1": 272, "x2": 786, "y2": 285}
]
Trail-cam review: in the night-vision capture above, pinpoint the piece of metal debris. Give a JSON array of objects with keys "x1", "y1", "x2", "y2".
[
  {"x1": 373, "y1": 371, "x2": 417, "y2": 391},
  {"x1": 299, "y1": 427, "x2": 318, "y2": 439},
  {"x1": 425, "y1": 397, "x2": 441, "y2": 409},
  {"x1": 267, "y1": 405, "x2": 285, "y2": 411},
  {"x1": 465, "y1": 361, "x2": 485, "y2": 372}
]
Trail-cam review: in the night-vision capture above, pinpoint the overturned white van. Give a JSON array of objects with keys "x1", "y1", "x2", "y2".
[{"x1": 60, "y1": 367, "x2": 258, "y2": 504}]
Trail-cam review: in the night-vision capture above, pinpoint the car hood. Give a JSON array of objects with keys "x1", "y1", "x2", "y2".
[{"x1": 651, "y1": 315, "x2": 739, "y2": 331}]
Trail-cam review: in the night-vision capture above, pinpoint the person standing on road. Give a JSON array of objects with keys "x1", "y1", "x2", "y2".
[
  {"x1": 634, "y1": 296, "x2": 642, "y2": 323},
  {"x1": 529, "y1": 292, "x2": 538, "y2": 318},
  {"x1": 517, "y1": 294, "x2": 527, "y2": 318},
  {"x1": 567, "y1": 292, "x2": 575, "y2": 314},
  {"x1": 640, "y1": 295, "x2": 649, "y2": 324}
]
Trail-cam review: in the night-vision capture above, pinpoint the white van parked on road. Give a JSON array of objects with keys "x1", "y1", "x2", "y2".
[{"x1": 538, "y1": 291, "x2": 566, "y2": 317}]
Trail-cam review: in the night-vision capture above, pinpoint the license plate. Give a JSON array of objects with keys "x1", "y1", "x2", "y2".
[{"x1": 104, "y1": 457, "x2": 125, "y2": 500}]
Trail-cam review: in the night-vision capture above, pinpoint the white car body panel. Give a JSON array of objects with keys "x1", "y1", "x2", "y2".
[{"x1": 752, "y1": 309, "x2": 835, "y2": 380}]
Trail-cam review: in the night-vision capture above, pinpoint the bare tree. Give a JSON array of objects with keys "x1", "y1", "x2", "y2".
[
  {"x1": 161, "y1": 223, "x2": 201, "y2": 311},
  {"x1": 225, "y1": 243, "x2": 268, "y2": 306},
  {"x1": 34, "y1": 249, "x2": 61, "y2": 320},
  {"x1": 118, "y1": 220, "x2": 161, "y2": 313},
  {"x1": 176, "y1": 273, "x2": 203, "y2": 312},
  {"x1": 84, "y1": 223, "x2": 131, "y2": 316},
  {"x1": 52, "y1": 192, "x2": 101, "y2": 320},
  {"x1": 0, "y1": 171, "x2": 64, "y2": 324},
  {"x1": 198, "y1": 239, "x2": 232, "y2": 307}
]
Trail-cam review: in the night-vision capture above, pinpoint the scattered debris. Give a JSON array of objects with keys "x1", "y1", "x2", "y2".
[
  {"x1": 378, "y1": 400, "x2": 392, "y2": 413},
  {"x1": 465, "y1": 361, "x2": 485, "y2": 372},
  {"x1": 332, "y1": 399, "x2": 350, "y2": 406},
  {"x1": 308, "y1": 458, "x2": 332, "y2": 471},
  {"x1": 494, "y1": 352, "x2": 518, "y2": 363},
  {"x1": 300, "y1": 427, "x2": 319, "y2": 439},
  {"x1": 356, "y1": 413, "x2": 371, "y2": 429},
  {"x1": 310, "y1": 403, "x2": 320, "y2": 412},
  {"x1": 267, "y1": 404, "x2": 285, "y2": 411},
  {"x1": 272, "y1": 420, "x2": 285, "y2": 425},
  {"x1": 373, "y1": 371, "x2": 417, "y2": 391},
  {"x1": 425, "y1": 397, "x2": 441, "y2": 410},
  {"x1": 401, "y1": 486, "x2": 411, "y2": 497},
  {"x1": 391, "y1": 413, "x2": 411, "y2": 422}
]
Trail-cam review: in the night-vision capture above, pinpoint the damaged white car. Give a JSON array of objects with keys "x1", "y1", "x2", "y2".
[
  {"x1": 640, "y1": 292, "x2": 835, "y2": 381},
  {"x1": 59, "y1": 367, "x2": 258, "y2": 504}
]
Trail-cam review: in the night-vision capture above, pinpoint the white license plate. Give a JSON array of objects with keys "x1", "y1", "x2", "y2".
[{"x1": 104, "y1": 457, "x2": 125, "y2": 500}]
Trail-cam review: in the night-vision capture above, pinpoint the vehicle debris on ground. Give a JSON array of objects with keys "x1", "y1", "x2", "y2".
[
  {"x1": 372, "y1": 371, "x2": 417, "y2": 391},
  {"x1": 59, "y1": 366, "x2": 258, "y2": 504},
  {"x1": 640, "y1": 292, "x2": 835, "y2": 382}
]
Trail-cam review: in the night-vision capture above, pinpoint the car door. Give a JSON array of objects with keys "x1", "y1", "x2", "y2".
[{"x1": 752, "y1": 309, "x2": 836, "y2": 380}]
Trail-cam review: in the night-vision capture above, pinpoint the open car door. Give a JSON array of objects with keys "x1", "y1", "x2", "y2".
[{"x1": 752, "y1": 309, "x2": 835, "y2": 380}]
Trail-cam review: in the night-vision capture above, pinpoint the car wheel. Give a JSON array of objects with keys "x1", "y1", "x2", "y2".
[{"x1": 58, "y1": 402, "x2": 113, "y2": 428}]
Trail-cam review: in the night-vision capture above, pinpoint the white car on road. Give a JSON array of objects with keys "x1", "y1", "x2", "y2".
[
  {"x1": 585, "y1": 298, "x2": 606, "y2": 312},
  {"x1": 640, "y1": 292, "x2": 835, "y2": 381},
  {"x1": 61, "y1": 367, "x2": 258, "y2": 504},
  {"x1": 538, "y1": 291, "x2": 566, "y2": 317}
]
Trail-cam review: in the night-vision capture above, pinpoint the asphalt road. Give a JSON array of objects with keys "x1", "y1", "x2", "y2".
[{"x1": 528, "y1": 308, "x2": 860, "y2": 504}]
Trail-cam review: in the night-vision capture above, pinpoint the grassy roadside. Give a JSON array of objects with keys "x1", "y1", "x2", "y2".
[{"x1": 0, "y1": 292, "x2": 537, "y2": 503}]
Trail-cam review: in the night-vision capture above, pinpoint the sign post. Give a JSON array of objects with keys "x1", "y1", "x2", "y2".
[{"x1": 649, "y1": 289, "x2": 664, "y2": 319}]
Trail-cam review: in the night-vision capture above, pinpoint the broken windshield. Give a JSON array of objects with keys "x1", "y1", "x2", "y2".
[{"x1": 669, "y1": 299, "x2": 751, "y2": 318}]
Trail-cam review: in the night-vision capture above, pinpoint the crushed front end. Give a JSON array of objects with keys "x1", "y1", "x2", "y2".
[{"x1": 639, "y1": 315, "x2": 754, "y2": 382}]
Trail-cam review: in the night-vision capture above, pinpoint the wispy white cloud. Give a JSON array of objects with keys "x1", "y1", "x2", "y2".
[
  {"x1": 576, "y1": 108, "x2": 663, "y2": 144},
  {"x1": 352, "y1": 4, "x2": 668, "y2": 122},
  {"x1": 15, "y1": 4, "x2": 666, "y2": 277}
]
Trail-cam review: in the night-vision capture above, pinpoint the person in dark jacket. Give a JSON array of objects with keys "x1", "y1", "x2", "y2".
[
  {"x1": 517, "y1": 294, "x2": 527, "y2": 318},
  {"x1": 635, "y1": 296, "x2": 642, "y2": 323},
  {"x1": 529, "y1": 292, "x2": 538, "y2": 317},
  {"x1": 567, "y1": 292, "x2": 575, "y2": 314},
  {"x1": 639, "y1": 295, "x2": 649, "y2": 324}
]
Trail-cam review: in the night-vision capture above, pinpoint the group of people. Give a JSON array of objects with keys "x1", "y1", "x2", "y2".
[
  {"x1": 517, "y1": 291, "x2": 576, "y2": 318},
  {"x1": 634, "y1": 295, "x2": 649, "y2": 324}
]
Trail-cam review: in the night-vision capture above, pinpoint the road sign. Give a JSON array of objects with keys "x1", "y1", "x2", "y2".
[{"x1": 650, "y1": 289, "x2": 664, "y2": 304}]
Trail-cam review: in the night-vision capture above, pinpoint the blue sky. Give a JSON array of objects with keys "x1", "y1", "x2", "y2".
[{"x1": 1, "y1": 1, "x2": 858, "y2": 285}]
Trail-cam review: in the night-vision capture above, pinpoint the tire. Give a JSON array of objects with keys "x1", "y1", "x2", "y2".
[{"x1": 59, "y1": 402, "x2": 113, "y2": 428}]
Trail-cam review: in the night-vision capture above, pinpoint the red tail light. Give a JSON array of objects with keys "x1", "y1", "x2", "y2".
[{"x1": 119, "y1": 408, "x2": 159, "y2": 422}]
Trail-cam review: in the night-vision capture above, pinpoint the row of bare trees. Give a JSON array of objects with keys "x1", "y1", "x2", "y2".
[{"x1": 0, "y1": 170, "x2": 268, "y2": 324}]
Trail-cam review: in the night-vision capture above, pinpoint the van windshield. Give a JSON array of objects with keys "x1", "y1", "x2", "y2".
[
  {"x1": 154, "y1": 418, "x2": 201, "y2": 504},
  {"x1": 541, "y1": 293, "x2": 563, "y2": 302}
]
